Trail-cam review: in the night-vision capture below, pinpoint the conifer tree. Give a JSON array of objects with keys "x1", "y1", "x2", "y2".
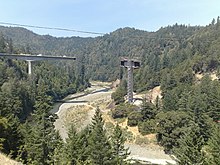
[
  {"x1": 141, "y1": 97, "x2": 155, "y2": 120},
  {"x1": 88, "y1": 107, "x2": 113, "y2": 165},
  {"x1": 0, "y1": 116, "x2": 9, "y2": 152},
  {"x1": 173, "y1": 125, "x2": 205, "y2": 165},
  {"x1": 76, "y1": 126, "x2": 90, "y2": 163},
  {"x1": 22, "y1": 83, "x2": 61, "y2": 165},
  {"x1": 111, "y1": 123, "x2": 130, "y2": 164},
  {"x1": 205, "y1": 124, "x2": 220, "y2": 164},
  {"x1": 0, "y1": 33, "x2": 6, "y2": 52},
  {"x1": 63, "y1": 125, "x2": 81, "y2": 165}
]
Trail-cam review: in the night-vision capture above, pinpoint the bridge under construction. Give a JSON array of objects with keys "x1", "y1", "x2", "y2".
[{"x1": 0, "y1": 53, "x2": 76, "y2": 75}]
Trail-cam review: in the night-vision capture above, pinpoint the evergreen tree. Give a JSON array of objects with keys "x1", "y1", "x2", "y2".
[
  {"x1": 88, "y1": 107, "x2": 113, "y2": 165},
  {"x1": 155, "y1": 96, "x2": 161, "y2": 111},
  {"x1": 205, "y1": 124, "x2": 220, "y2": 164},
  {"x1": 24, "y1": 112, "x2": 60, "y2": 165},
  {"x1": 5, "y1": 115, "x2": 23, "y2": 158},
  {"x1": 162, "y1": 89, "x2": 179, "y2": 111},
  {"x1": 76, "y1": 126, "x2": 91, "y2": 163},
  {"x1": 0, "y1": 33, "x2": 6, "y2": 52},
  {"x1": 0, "y1": 116, "x2": 9, "y2": 151},
  {"x1": 141, "y1": 97, "x2": 155, "y2": 120},
  {"x1": 156, "y1": 111, "x2": 193, "y2": 153},
  {"x1": 111, "y1": 80, "x2": 127, "y2": 104},
  {"x1": 63, "y1": 125, "x2": 81, "y2": 165},
  {"x1": 111, "y1": 123, "x2": 130, "y2": 164},
  {"x1": 22, "y1": 85, "x2": 60, "y2": 165},
  {"x1": 173, "y1": 125, "x2": 205, "y2": 165}
]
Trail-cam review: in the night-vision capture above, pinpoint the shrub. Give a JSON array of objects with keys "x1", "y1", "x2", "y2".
[
  {"x1": 111, "y1": 103, "x2": 138, "y2": 119},
  {"x1": 127, "y1": 111, "x2": 142, "y2": 126},
  {"x1": 138, "y1": 119, "x2": 157, "y2": 135}
]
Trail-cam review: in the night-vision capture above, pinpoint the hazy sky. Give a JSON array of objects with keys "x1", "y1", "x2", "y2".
[{"x1": 0, "y1": 0, "x2": 219, "y2": 37}]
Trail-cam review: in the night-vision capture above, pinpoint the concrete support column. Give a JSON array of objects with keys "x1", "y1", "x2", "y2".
[
  {"x1": 27, "y1": 60, "x2": 33, "y2": 75},
  {"x1": 127, "y1": 60, "x2": 133, "y2": 103},
  {"x1": 121, "y1": 58, "x2": 140, "y2": 104}
]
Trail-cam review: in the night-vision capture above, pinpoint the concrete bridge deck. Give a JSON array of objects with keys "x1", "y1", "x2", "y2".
[{"x1": 0, "y1": 53, "x2": 76, "y2": 74}]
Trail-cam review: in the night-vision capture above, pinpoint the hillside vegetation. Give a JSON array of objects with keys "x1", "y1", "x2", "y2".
[{"x1": 0, "y1": 17, "x2": 220, "y2": 164}]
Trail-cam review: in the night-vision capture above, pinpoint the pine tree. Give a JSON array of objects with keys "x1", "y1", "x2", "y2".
[
  {"x1": 88, "y1": 107, "x2": 113, "y2": 165},
  {"x1": 5, "y1": 115, "x2": 23, "y2": 158},
  {"x1": 111, "y1": 123, "x2": 130, "y2": 164},
  {"x1": 63, "y1": 125, "x2": 81, "y2": 165},
  {"x1": 0, "y1": 33, "x2": 6, "y2": 52},
  {"x1": 22, "y1": 85, "x2": 60, "y2": 165},
  {"x1": 76, "y1": 126, "x2": 90, "y2": 163},
  {"x1": 0, "y1": 116, "x2": 9, "y2": 151},
  {"x1": 173, "y1": 125, "x2": 205, "y2": 165},
  {"x1": 24, "y1": 112, "x2": 60, "y2": 165},
  {"x1": 155, "y1": 96, "x2": 161, "y2": 111},
  {"x1": 0, "y1": 115, "x2": 22, "y2": 158},
  {"x1": 205, "y1": 124, "x2": 220, "y2": 164},
  {"x1": 141, "y1": 97, "x2": 155, "y2": 120}
]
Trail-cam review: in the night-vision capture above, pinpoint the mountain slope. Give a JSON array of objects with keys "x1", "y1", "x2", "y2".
[{"x1": 1, "y1": 19, "x2": 220, "y2": 85}]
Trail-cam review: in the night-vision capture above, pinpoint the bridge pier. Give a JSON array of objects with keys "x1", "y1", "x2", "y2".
[
  {"x1": 127, "y1": 60, "x2": 134, "y2": 103},
  {"x1": 120, "y1": 58, "x2": 140, "y2": 103},
  {"x1": 27, "y1": 60, "x2": 33, "y2": 75},
  {"x1": 0, "y1": 53, "x2": 76, "y2": 75}
]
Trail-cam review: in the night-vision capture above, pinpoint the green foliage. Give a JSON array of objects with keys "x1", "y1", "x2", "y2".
[
  {"x1": 156, "y1": 111, "x2": 193, "y2": 153},
  {"x1": 0, "y1": 117, "x2": 9, "y2": 151},
  {"x1": 63, "y1": 125, "x2": 83, "y2": 164},
  {"x1": 110, "y1": 123, "x2": 130, "y2": 164},
  {"x1": 138, "y1": 119, "x2": 157, "y2": 135},
  {"x1": 173, "y1": 125, "x2": 205, "y2": 165},
  {"x1": 88, "y1": 107, "x2": 113, "y2": 165},
  {"x1": 0, "y1": 115, "x2": 22, "y2": 158},
  {"x1": 205, "y1": 124, "x2": 220, "y2": 164},
  {"x1": 56, "y1": 109, "x2": 131, "y2": 165},
  {"x1": 1, "y1": 18, "x2": 220, "y2": 164},
  {"x1": 111, "y1": 80, "x2": 127, "y2": 104},
  {"x1": 111, "y1": 103, "x2": 138, "y2": 119},
  {"x1": 21, "y1": 110, "x2": 61, "y2": 165},
  {"x1": 127, "y1": 111, "x2": 142, "y2": 126},
  {"x1": 141, "y1": 98, "x2": 156, "y2": 120},
  {"x1": 0, "y1": 34, "x2": 89, "y2": 162}
]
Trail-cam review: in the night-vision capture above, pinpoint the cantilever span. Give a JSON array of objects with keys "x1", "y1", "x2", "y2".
[{"x1": 0, "y1": 53, "x2": 76, "y2": 75}]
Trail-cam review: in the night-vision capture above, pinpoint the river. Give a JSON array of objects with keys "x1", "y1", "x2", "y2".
[
  {"x1": 53, "y1": 81, "x2": 113, "y2": 139},
  {"x1": 52, "y1": 81, "x2": 175, "y2": 165}
]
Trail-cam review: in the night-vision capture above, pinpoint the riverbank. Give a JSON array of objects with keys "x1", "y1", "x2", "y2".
[
  {"x1": 53, "y1": 81, "x2": 175, "y2": 164},
  {"x1": 53, "y1": 81, "x2": 113, "y2": 139}
]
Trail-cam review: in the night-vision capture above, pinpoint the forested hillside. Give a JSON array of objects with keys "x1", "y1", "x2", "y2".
[
  {"x1": 1, "y1": 19, "x2": 220, "y2": 84},
  {"x1": 0, "y1": 17, "x2": 220, "y2": 164},
  {"x1": 0, "y1": 30, "x2": 91, "y2": 163}
]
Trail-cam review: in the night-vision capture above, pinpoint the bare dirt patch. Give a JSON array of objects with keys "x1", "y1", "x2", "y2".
[
  {"x1": 54, "y1": 82, "x2": 113, "y2": 139},
  {"x1": 0, "y1": 153, "x2": 22, "y2": 165},
  {"x1": 195, "y1": 72, "x2": 218, "y2": 81},
  {"x1": 54, "y1": 82, "x2": 175, "y2": 164},
  {"x1": 63, "y1": 105, "x2": 94, "y2": 131},
  {"x1": 133, "y1": 86, "x2": 162, "y2": 106}
]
